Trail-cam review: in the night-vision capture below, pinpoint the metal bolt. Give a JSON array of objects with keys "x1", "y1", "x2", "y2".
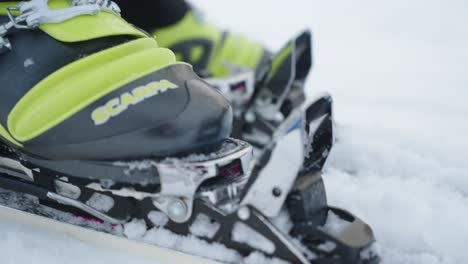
[
  {"x1": 237, "y1": 206, "x2": 250, "y2": 220},
  {"x1": 245, "y1": 111, "x2": 256, "y2": 123},
  {"x1": 167, "y1": 199, "x2": 188, "y2": 223},
  {"x1": 272, "y1": 187, "x2": 282, "y2": 197}
]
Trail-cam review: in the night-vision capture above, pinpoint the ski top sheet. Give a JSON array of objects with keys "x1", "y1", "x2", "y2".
[{"x1": 0, "y1": 205, "x2": 220, "y2": 264}]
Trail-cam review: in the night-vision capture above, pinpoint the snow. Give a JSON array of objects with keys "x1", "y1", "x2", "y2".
[
  {"x1": 232, "y1": 222, "x2": 275, "y2": 254},
  {"x1": 1, "y1": 0, "x2": 467, "y2": 263},
  {"x1": 124, "y1": 219, "x2": 148, "y2": 240},
  {"x1": 86, "y1": 192, "x2": 115, "y2": 212},
  {"x1": 140, "y1": 227, "x2": 242, "y2": 262},
  {"x1": 147, "y1": 211, "x2": 169, "y2": 227},
  {"x1": 122, "y1": 210, "x2": 285, "y2": 263},
  {"x1": 189, "y1": 214, "x2": 220, "y2": 239},
  {"x1": 23, "y1": 58, "x2": 34, "y2": 68}
]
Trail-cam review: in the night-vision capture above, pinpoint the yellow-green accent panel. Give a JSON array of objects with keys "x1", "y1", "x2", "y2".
[
  {"x1": 153, "y1": 11, "x2": 221, "y2": 56},
  {"x1": 0, "y1": 125, "x2": 22, "y2": 147},
  {"x1": 153, "y1": 11, "x2": 264, "y2": 78},
  {"x1": 0, "y1": 0, "x2": 147, "y2": 42},
  {"x1": 190, "y1": 45, "x2": 204, "y2": 64},
  {"x1": 8, "y1": 38, "x2": 181, "y2": 142},
  {"x1": 210, "y1": 33, "x2": 264, "y2": 77},
  {"x1": 268, "y1": 43, "x2": 293, "y2": 80},
  {"x1": 0, "y1": 2, "x2": 19, "y2": 13}
]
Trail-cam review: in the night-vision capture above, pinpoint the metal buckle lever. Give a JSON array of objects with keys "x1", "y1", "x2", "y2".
[
  {"x1": 14, "y1": 0, "x2": 100, "y2": 27},
  {"x1": 0, "y1": 0, "x2": 121, "y2": 52},
  {"x1": 0, "y1": 16, "x2": 16, "y2": 53}
]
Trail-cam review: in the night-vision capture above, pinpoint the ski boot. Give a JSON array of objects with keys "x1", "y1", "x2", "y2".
[
  {"x1": 152, "y1": 8, "x2": 271, "y2": 79},
  {"x1": 149, "y1": 7, "x2": 274, "y2": 117},
  {"x1": 141, "y1": 4, "x2": 312, "y2": 149},
  {"x1": 0, "y1": 1, "x2": 379, "y2": 263}
]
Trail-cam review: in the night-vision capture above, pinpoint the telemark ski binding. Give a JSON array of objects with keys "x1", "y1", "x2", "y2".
[{"x1": 0, "y1": 98, "x2": 379, "y2": 263}]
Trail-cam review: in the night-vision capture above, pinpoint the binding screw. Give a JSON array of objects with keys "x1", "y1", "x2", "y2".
[
  {"x1": 272, "y1": 187, "x2": 282, "y2": 197},
  {"x1": 167, "y1": 199, "x2": 188, "y2": 223},
  {"x1": 245, "y1": 111, "x2": 256, "y2": 123},
  {"x1": 237, "y1": 206, "x2": 250, "y2": 220}
]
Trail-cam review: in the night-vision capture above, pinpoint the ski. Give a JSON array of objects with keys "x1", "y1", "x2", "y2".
[{"x1": 0, "y1": 204, "x2": 220, "y2": 264}]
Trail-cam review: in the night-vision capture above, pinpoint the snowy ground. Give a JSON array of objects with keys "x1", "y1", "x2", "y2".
[{"x1": 1, "y1": 0, "x2": 467, "y2": 263}]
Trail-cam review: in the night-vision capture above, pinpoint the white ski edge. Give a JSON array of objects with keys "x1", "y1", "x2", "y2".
[{"x1": 0, "y1": 205, "x2": 220, "y2": 264}]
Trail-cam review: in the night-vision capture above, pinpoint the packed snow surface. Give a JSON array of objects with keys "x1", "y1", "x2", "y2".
[{"x1": 1, "y1": 0, "x2": 468, "y2": 263}]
